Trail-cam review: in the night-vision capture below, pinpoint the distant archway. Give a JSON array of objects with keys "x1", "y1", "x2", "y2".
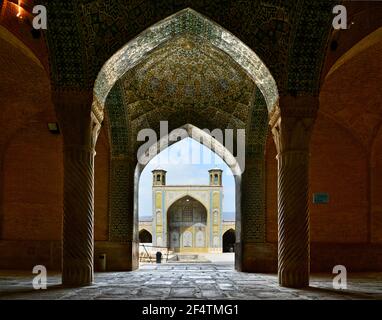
[
  {"x1": 135, "y1": 126, "x2": 239, "y2": 260},
  {"x1": 223, "y1": 229, "x2": 236, "y2": 253},
  {"x1": 139, "y1": 229, "x2": 152, "y2": 243},
  {"x1": 167, "y1": 196, "x2": 208, "y2": 252}
]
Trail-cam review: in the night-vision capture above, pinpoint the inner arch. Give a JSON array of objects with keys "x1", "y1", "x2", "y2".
[
  {"x1": 167, "y1": 196, "x2": 208, "y2": 252},
  {"x1": 136, "y1": 123, "x2": 242, "y2": 176},
  {"x1": 135, "y1": 126, "x2": 240, "y2": 259}
]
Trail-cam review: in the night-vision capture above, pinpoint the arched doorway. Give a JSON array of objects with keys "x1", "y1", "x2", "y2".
[
  {"x1": 167, "y1": 196, "x2": 208, "y2": 253},
  {"x1": 223, "y1": 229, "x2": 236, "y2": 253},
  {"x1": 92, "y1": 7, "x2": 277, "y2": 276},
  {"x1": 139, "y1": 229, "x2": 152, "y2": 243},
  {"x1": 136, "y1": 130, "x2": 237, "y2": 263},
  {"x1": 92, "y1": 7, "x2": 278, "y2": 272}
]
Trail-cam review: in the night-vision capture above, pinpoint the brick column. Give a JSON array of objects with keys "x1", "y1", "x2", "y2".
[
  {"x1": 104, "y1": 85, "x2": 139, "y2": 271},
  {"x1": 108, "y1": 156, "x2": 139, "y2": 271},
  {"x1": 236, "y1": 88, "x2": 270, "y2": 272},
  {"x1": 270, "y1": 96, "x2": 317, "y2": 288},
  {"x1": 238, "y1": 154, "x2": 269, "y2": 272},
  {"x1": 54, "y1": 90, "x2": 101, "y2": 286}
]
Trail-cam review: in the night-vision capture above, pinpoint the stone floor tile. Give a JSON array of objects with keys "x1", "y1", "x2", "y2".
[{"x1": 0, "y1": 264, "x2": 381, "y2": 300}]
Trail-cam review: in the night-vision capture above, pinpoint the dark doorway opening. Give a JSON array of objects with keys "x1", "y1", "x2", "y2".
[
  {"x1": 223, "y1": 229, "x2": 235, "y2": 252},
  {"x1": 139, "y1": 229, "x2": 152, "y2": 243}
]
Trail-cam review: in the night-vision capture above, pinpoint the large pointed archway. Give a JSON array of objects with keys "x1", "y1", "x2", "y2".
[
  {"x1": 96, "y1": 9, "x2": 278, "y2": 275},
  {"x1": 61, "y1": 7, "x2": 314, "y2": 289}
]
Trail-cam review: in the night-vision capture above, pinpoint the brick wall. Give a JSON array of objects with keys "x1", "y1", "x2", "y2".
[
  {"x1": 2, "y1": 112, "x2": 63, "y2": 241},
  {"x1": 1, "y1": 119, "x2": 110, "y2": 242},
  {"x1": 266, "y1": 113, "x2": 369, "y2": 244},
  {"x1": 310, "y1": 113, "x2": 368, "y2": 243}
]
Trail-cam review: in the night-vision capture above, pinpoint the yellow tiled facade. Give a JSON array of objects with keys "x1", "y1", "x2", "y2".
[{"x1": 138, "y1": 169, "x2": 235, "y2": 253}]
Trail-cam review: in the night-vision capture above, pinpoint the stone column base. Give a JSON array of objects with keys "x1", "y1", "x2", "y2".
[{"x1": 62, "y1": 261, "x2": 93, "y2": 286}]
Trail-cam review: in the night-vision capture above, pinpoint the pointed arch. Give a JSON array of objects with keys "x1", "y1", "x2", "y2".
[
  {"x1": 166, "y1": 195, "x2": 209, "y2": 217},
  {"x1": 93, "y1": 8, "x2": 278, "y2": 119},
  {"x1": 134, "y1": 123, "x2": 241, "y2": 258},
  {"x1": 136, "y1": 123, "x2": 242, "y2": 176},
  {"x1": 167, "y1": 195, "x2": 208, "y2": 251},
  {"x1": 134, "y1": 124, "x2": 241, "y2": 221}
]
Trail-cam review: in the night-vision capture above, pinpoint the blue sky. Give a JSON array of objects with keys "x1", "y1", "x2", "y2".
[{"x1": 138, "y1": 137, "x2": 235, "y2": 217}]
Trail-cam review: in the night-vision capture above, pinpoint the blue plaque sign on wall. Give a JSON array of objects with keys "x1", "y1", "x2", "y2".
[{"x1": 313, "y1": 193, "x2": 329, "y2": 204}]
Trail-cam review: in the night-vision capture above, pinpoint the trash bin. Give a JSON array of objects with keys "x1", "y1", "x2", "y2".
[
  {"x1": 156, "y1": 251, "x2": 162, "y2": 264},
  {"x1": 97, "y1": 253, "x2": 106, "y2": 271}
]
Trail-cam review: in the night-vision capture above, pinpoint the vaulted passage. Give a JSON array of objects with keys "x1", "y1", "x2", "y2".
[{"x1": 0, "y1": 1, "x2": 382, "y2": 300}]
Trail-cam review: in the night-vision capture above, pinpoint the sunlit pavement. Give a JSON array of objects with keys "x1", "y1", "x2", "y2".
[{"x1": 0, "y1": 264, "x2": 381, "y2": 300}]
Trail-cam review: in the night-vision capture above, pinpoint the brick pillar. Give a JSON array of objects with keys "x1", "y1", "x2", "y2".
[
  {"x1": 104, "y1": 85, "x2": 139, "y2": 271},
  {"x1": 108, "y1": 156, "x2": 139, "y2": 271},
  {"x1": 237, "y1": 88, "x2": 271, "y2": 272},
  {"x1": 270, "y1": 96, "x2": 317, "y2": 288},
  {"x1": 54, "y1": 90, "x2": 101, "y2": 286},
  {"x1": 239, "y1": 154, "x2": 270, "y2": 272}
]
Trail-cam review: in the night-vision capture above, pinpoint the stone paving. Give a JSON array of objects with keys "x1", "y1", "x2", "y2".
[{"x1": 0, "y1": 263, "x2": 382, "y2": 300}]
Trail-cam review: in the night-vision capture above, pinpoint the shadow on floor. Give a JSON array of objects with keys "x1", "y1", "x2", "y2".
[
  {"x1": 0, "y1": 284, "x2": 66, "y2": 298},
  {"x1": 303, "y1": 285, "x2": 379, "y2": 300}
]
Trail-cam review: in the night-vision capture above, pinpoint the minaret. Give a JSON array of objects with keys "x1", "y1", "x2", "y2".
[
  {"x1": 152, "y1": 169, "x2": 167, "y2": 248},
  {"x1": 152, "y1": 169, "x2": 166, "y2": 186},
  {"x1": 208, "y1": 168, "x2": 222, "y2": 186},
  {"x1": 208, "y1": 168, "x2": 223, "y2": 253}
]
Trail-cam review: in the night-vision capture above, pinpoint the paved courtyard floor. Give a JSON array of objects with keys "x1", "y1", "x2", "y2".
[{"x1": 0, "y1": 263, "x2": 381, "y2": 300}]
